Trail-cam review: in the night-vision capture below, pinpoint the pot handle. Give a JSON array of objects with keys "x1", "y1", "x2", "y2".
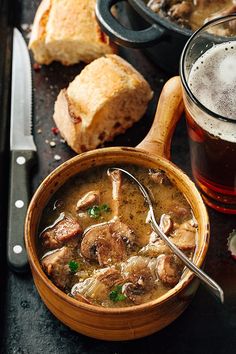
[
  {"x1": 137, "y1": 76, "x2": 184, "y2": 160},
  {"x1": 95, "y1": 0, "x2": 165, "y2": 48}
]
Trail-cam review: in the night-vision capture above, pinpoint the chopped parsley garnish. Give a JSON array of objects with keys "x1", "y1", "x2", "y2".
[
  {"x1": 87, "y1": 205, "x2": 101, "y2": 218},
  {"x1": 68, "y1": 260, "x2": 80, "y2": 274},
  {"x1": 109, "y1": 285, "x2": 126, "y2": 303},
  {"x1": 100, "y1": 204, "x2": 111, "y2": 212},
  {"x1": 87, "y1": 204, "x2": 111, "y2": 219}
]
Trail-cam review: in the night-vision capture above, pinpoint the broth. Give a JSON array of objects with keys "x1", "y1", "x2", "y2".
[{"x1": 38, "y1": 164, "x2": 197, "y2": 307}]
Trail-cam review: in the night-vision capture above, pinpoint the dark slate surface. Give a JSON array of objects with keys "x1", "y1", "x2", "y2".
[{"x1": 1, "y1": 1, "x2": 236, "y2": 353}]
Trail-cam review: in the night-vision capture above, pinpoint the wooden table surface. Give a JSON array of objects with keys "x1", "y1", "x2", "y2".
[{"x1": 0, "y1": 1, "x2": 235, "y2": 353}]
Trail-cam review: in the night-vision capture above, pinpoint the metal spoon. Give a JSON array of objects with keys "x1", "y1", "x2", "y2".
[{"x1": 108, "y1": 167, "x2": 224, "y2": 304}]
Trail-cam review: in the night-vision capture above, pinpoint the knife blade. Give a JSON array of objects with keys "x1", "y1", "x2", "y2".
[{"x1": 7, "y1": 28, "x2": 36, "y2": 272}]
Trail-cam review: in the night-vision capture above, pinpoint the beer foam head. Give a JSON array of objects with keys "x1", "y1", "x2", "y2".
[{"x1": 188, "y1": 42, "x2": 236, "y2": 143}]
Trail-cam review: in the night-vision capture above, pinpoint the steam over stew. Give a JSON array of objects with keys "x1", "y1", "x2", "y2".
[{"x1": 38, "y1": 164, "x2": 197, "y2": 307}]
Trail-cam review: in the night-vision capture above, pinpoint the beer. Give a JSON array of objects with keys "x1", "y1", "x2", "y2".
[{"x1": 184, "y1": 41, "x2": 236, "y2": 213}]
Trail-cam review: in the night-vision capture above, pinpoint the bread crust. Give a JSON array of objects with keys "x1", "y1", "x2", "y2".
[
  {"x1": 53, "y1": 55, "x2": 153, "y2": 153},
  {"x1": 29, "y1": 0, "x2": 116, "y2": 65},
  {"x1": 29, "y1": 0, "x2": 51, "y2": 46},
  {"x1": 28, "y1": 0, "x2": 52, "y2": 64},
  {"x1": 53, "y1": 89, "x2": 84, "y2": 153}
]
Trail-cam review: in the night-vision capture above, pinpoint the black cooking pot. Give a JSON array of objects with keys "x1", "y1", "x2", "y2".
[{"x1": 96, "y1": 0, "x2": 192, "y2": 73}]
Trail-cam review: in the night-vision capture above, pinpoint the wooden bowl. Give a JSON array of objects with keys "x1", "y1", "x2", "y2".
[{"x1": 25, "y1": 77, "x2": 209, "y2": 341}]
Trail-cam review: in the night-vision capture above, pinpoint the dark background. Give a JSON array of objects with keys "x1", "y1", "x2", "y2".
[{"x1": 0, "y1": 1, "x2": 235, "y2": 353}]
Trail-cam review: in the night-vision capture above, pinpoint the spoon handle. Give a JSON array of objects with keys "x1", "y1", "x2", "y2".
[{"x1": 150, "y1": 216, "x2": 224, "y2": 303}]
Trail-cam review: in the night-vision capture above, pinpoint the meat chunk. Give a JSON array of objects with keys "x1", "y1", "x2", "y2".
[
  {"x1": 149, "y1": 169, "x2": 171, "y2": 185},
  {"x1": 156, "y1": 254, "x2": 182, "y2": 286},
  {"x1": 171, "y1": 220, "x2": 196, "y2": 250},
  {"x1": 107, "y1": 169, "x2": 122, "y2": 217},
  {"x1": 71, "y1": 268, "x2": 122, "y2": 302},
  {"x1": 111, "y1": 219, "x2": 136, "y2": 248},
  {"x1": 41, "y1": 214, "x2": 82, "y2": 250},
  {"x1": 76, "y1": 190, "x2": 100, "y2": 211},
  {"x1": 41, "y1": 247, "x2": 74, "y2": 289},
  {"x1": 97, "y1": 268, "x2": 122, "y2": 287},
  {"x1": 81, "y1": 219, "x2": 136, "y2": 266}
]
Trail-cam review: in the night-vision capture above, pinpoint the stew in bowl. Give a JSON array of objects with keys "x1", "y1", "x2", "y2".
[{"x1": 39, "y1": 164, "x2": 197, "y2": 307}]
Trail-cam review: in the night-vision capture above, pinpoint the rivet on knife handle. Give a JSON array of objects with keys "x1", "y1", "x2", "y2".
[{"x1": 7, "y1": 150, "x2": 36, "y2": 272}]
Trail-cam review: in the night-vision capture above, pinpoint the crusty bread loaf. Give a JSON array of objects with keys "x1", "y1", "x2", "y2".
[
  {"x1": 29, "y1": 0, "x2": 116, "y2": 65},
  {"x1": 53, "y1": 54, "x2": 153, "y2": 153}
]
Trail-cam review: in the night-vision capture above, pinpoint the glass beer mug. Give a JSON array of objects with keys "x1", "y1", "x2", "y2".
[{"x1": 180, "y1": 15, "x2": 236, "y2": 214}]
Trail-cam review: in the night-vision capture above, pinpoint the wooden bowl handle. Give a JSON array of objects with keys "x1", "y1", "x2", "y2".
[{"x1": 137, "y1": 76, "x2": 184, "y2": 160}]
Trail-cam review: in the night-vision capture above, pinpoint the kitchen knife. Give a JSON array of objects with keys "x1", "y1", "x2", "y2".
[{"x1": 7, "y1": 28, "x2": 36, "y2": 272}]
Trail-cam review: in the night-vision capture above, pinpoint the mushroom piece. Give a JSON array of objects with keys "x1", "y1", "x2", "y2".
[
  {"x1": 122, "y1": 282, "x2": 150, "y2": 304},
  {"x1": 71, "y1": 268, "x2": 122, "y2": 302},
  {"x1": 171, "y1": 219, "x2": 197, "y2": 250},
  {"x1": 41, "y1": 214, "x2": 83, "y2": 250},
  {"x1": 160, "y1": 214, "x2": 173, "y2": 234},
  {"x1": 147, "y1": 214, "x2": 173, "y2": 244},
  {"x1": 111, "y1": 219, "x2": 136, "y2": 248},
  {"x1": 80, "y1": 219, "x2": 136, "y2": 266},
  {"x1": 156, "y1": 254, "x2": 183, "y2": 286},
  {"x1": 76, "y1": 190, "x2": 100, "y2": 211}
]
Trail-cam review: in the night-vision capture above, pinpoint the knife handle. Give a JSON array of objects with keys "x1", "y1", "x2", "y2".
[{"x1": 7, "y1": 150, "x2": 36, "y2": 273}]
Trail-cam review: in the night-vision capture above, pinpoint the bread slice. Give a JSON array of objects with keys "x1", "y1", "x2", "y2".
[
  {"x1": 29, "y1": 0, "x2": 116, "y2": 65},
  {"x1": 53, "y1": 54, "x2": 153, "y2": 153}
]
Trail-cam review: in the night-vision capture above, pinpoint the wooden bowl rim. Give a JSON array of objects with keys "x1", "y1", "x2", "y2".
[{"x1": 25, "y1": 146, "x2": 209, "y2": 314}]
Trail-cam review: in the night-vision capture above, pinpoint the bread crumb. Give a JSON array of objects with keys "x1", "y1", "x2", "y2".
[
  {"x1": 54, "y1": 154, "x2": 61, "y2": 161},
  {"x1": 50, "y1": 141, "x2": 56, "y2": 147}
]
